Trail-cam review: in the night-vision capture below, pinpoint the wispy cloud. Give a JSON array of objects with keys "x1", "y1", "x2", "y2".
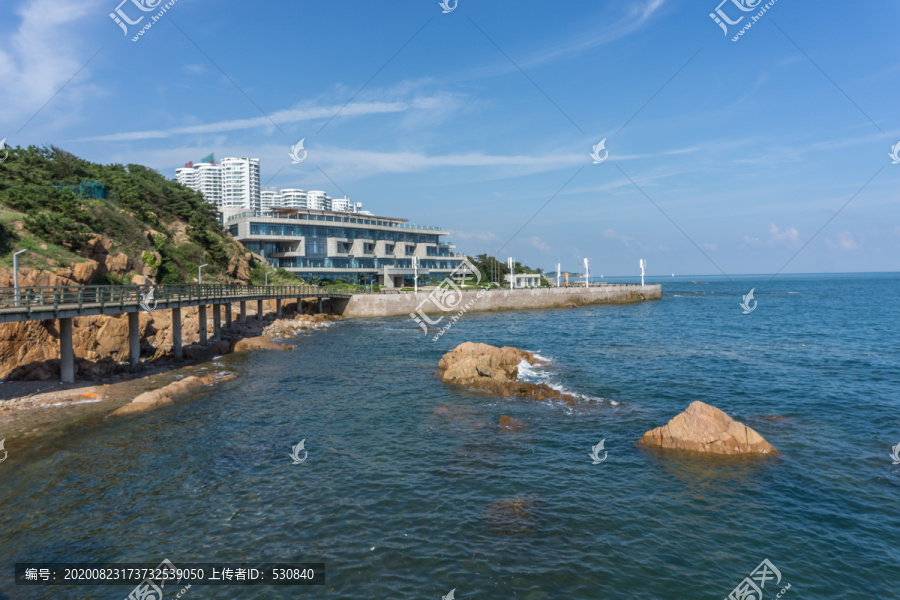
[
  {"x1": 0, "y1": 0, "x2": 104, "y2": 130},
  {"x1": 743, "y1": 223, "x2": 800, "y2": 248}
]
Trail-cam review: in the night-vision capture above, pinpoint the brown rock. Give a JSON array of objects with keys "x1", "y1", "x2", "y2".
[
  {"x1": 437, "y1": 342, "x2": 575, "y2": 405},
  {"x1": 639, "y1": 401, "x2": 778, "y2": 456},
  {"x1": 499, "y1": 415, "x2": 526, "y2": 430},
  {"x1": 111, "y1": 395, "x2": 173, "y2": 416},
  {"x1": 232, "y1": 336, "x2": 290, "y2": 353}
]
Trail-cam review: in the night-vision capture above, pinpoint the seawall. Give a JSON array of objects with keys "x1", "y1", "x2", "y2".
[{"x1": 333, "y1": 284, "x2": 661, "y2": 318}]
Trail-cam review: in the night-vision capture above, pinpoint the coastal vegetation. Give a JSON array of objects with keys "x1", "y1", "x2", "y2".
[{"x1": 0, "y1": 145, "x2": 253, "y2": 284}]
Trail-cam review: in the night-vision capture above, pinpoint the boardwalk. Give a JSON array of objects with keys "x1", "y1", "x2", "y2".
[{"x1": 0, "y1": 284, "x2": 350, "y2": 383}]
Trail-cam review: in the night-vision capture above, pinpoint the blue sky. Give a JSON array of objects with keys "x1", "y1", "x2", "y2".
[{"x1": 1, "y1": 0, "x2": 898, "y2": 276}]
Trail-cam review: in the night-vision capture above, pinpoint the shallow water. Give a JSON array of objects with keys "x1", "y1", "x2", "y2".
[{"x1": 1, "y1": 273, "x2": 899, "y2": 599}]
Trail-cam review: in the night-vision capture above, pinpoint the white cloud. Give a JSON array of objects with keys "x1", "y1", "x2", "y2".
[
  {"x1": 603, "y1": 228, "x2": 635, "y2": 247},
  {"x1": 743, "y1": 223, "x2": 800, "y2": 248},
  {"x1": 825, "y1": 231, "x2": 859, "y2": 250},
  {"x1": 521, "y1": 236, "x2": 550, "y2": 251},
  {"x1": 0, "y1": 0, "x2": 105, "y2": 130}
]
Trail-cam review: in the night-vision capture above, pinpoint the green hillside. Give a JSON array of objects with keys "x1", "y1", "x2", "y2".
[{"x1": 0, "y1": 145, "x2": 264, "y2": 284}]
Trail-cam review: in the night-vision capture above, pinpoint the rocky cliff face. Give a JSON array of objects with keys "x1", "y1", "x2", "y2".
[{"x1": 0, "y1": 299, "x2": 290, "y2": 380}]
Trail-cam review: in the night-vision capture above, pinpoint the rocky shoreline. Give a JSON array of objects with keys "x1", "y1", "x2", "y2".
[{"x1": 0, "y1": 310, "x2": 341, "y2": 425}]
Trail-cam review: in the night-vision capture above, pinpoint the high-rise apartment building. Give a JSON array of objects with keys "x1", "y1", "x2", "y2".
[
  {"x1": 176, "y1": 162, "x2": 223, "y2": 208},
  {"x1": 260, "y1": 186, "x2": 282, "y2": 211},
  {"x1": 281, "y1": 189, "x2": 307, "y2": 210},
  {"x1": 220, "y1": 157, "x2": 260, "y2": 215}
]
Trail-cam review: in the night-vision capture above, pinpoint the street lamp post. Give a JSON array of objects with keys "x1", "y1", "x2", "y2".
[
  {"x1": 198, "y1": 263, "x2": 208, "y2": 286},
  {"x1": 13, "y1": 249, "x2": 27, "y2": 308}
]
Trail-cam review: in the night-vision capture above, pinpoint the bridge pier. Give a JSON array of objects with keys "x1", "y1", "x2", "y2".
[
  {"x1": 240, "y1": 301, "x2": 246, "y2": 323},
  {"x1": 318, "y1": 297, "x2": 323, "y2": 314},
  {"x1": 172, "y1": 307, "x2": 183, "y2": 360},
  {"x1": 257, "y1": 299, "x2": 263, "y2": 320},
  {"x1": 276, "y1": 299, "x2": 282, "y2": 319},
  {"x1": 60, "y1": 317, "x2": 74, "y2": 384},
  {"x1": 225, "y1": 304, "x2": 232, "y2": 328},
  {"x1": 213, "y1": 304, "x2": 221, "y2": 341},
  {"x1": 128, "y1": 312, "x2": 140, "y2": 370},
  {"x1": 199, "y1": 305, "x2": 207, "y2": 345}
]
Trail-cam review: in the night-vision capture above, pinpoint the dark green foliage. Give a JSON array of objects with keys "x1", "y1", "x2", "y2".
[
  {"x1": 0, "y1": 145, "x2": 238, "y2": 282},
  {"x1": 0, "y1": 222, "x2": 16, "y2": 255}
]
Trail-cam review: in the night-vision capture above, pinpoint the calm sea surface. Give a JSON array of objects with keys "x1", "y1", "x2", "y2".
[{"x1": 1, "y1": 273, "x2": 899, "y2": 599}]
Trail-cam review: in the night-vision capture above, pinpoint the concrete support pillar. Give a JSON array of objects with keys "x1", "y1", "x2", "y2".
[
  {"x1": 240, "y1": 301, "x2": 247, "y2": 323},
  {"x1": 213, "y1": 304, "x2": 221, "y2": 341},
  {"x1": 225, "y1": 304, "x2": 232, "y2": 328},
  {"x1": 318, "y1": 297, "x2": 323, "y2": 314},
  {"x1": 128, "y1": 311, "x2": 140, "y2": 370},
  {"x1": 199, "y1": 305, "x2": 207, "y2": 345},
  {"x1": 257, "y1": 299, "x2": 264, "y2": 320},
  {"x1": 172, "y1": 306, "x2": 183, "y2": 360},
  {"x1": 60, "y1": 317, "x2": 74, "y2": 384},
  {"x1": 276, "y1": 298, "x2": 282, "y2": 319}
]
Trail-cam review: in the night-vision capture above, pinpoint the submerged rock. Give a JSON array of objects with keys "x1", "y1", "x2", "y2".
[
  {"x1": 498, "y1": 415, "x2": 527, "y2": 430},
  {"x1": 483, "y1": 495, "x2": 538, "y2": 535},
  {"x1": 231, "y1": 336, "x2": 293, "y2": 353},
  {"x1": 438, "y1": 342, "x2": 577, "y2": 405},
  {"x1": 111, "y1": 374, "x2": 226, "y2": 416},
  {"x1": 639, "y1": 401, "x2": 777, "y2": 456}
]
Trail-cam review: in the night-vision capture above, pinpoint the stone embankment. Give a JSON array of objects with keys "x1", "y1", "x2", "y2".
[{"x1": 339, "y1": 284, "x2": 660, "y2": 318}]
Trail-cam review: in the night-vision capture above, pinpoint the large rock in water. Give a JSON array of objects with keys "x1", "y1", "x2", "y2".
[
  {"x1": 438, "y1": 342, "x2": 578, "y2": 405},
  {"x1": 639, "y1": 401, "x2": 777, "y2": 455}
]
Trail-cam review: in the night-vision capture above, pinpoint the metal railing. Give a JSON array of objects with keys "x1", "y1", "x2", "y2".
[{"x1": 0, "y1": 284, "x2": 361, "y2": 313}]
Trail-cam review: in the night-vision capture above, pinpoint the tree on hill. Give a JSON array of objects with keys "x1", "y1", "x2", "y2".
[{"x1": 0, "y1": 145, "x2": 250, "y2": 284}]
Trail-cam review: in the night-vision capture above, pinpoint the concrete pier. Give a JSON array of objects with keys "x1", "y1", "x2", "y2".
[
  {"x1": 128, "y1": 312, "x2": 140, "y2": 369},
  {"x1": 199, "y1": 305, "x2": 207, "y2": 345},
  {"x1": 213, "y1": 304, "x2": 221, "y2": 341},
  {"x1": 240, "y1": 301, "x2": 246, "y2": 323},
  {"x1": 257, "y1": 299, "x2": 263, "y2": 319},
  {"x1": 60, "y1": 317, "x2": 74, "y2": 383},
  {"x1": 172, "y1": 307, "x2": 182, "y2": 360},
  {"x1": 337, "y1": 284, "x2": 661, "y2": 318},
  {"x1": 225, "y1": 304, "x2": 232, "y2": 328},
  {"x1": 276, "y1": 299, "x2": 282, "y2": 318}
]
